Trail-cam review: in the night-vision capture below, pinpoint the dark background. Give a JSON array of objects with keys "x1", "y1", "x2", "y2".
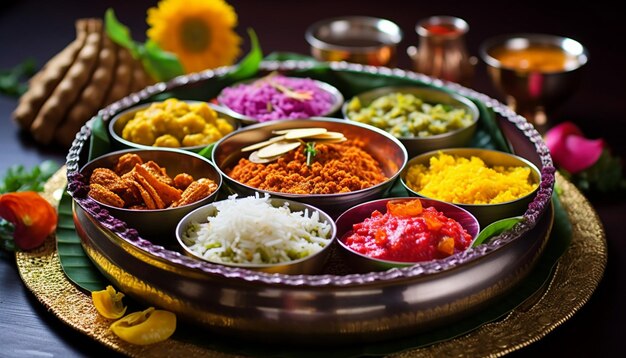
[{"x1": 1, "y1": 0, "x2": 624, "y2": 356}]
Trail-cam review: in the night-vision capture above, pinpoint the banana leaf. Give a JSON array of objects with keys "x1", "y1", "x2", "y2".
[{"x1": 56, "y1": 188, "x2": 108, "y2": 292}]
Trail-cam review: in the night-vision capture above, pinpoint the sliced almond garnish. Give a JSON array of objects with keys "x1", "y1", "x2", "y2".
[
  {"x1": 283, "y1": 128, "x2": 328, "y2": 140},
  {"x1": 314, "y1": 137, "x2": 347, "y2": 143},
  {"x1": 272, "y1": 127, "x2": 326, "y2": 136},
  {"x1": 241, "y1": 134, "x2": 286, "y2": 152},
  {"x1": 249, "y1": 151, "x2": 281, "y2": 163},
  {"x1": 257, "y1": 141, "x2": 301, "y2": 158},
  {"x1": 307, "y1": 131, "x2": 345, "y2": 140}
]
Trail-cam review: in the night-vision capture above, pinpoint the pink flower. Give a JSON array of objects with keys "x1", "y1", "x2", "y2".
[{"x1": 544, "y1": 122, "x2": 604, "y2": 174}]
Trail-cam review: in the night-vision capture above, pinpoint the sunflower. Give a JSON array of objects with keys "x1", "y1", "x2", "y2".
[{"x1": 146, "y1": 0, "x2": 242, "y2": 73}]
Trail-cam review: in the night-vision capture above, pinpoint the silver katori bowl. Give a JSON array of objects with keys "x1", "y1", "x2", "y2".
[
  {"x1": 212, "y1": 117, "x2": 408, "y2": 219},
  {"x1": 401, "y1": 148, "x2": 541, "y2": 227},
  {"x1": 305, "y1": 16, "x2": 403, "y2": 67},
  {"x1": 176, "y1": 197, "x2": 337, "y2": 275},
  {"x1": 335, "y1": 197, "x2": 480, "y2": 273},
  {"x1": 79, "y1": 148, "x2": 222, "y2": 242},
  {"x1": 343, "y1": 86, "x2": 479, "y2": 158},
  {"x1": 109, "y1": 101, "x2": 241, "y2": 153}
]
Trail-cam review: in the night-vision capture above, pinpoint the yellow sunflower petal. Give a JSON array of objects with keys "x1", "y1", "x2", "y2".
[{"x1": 147, "y1": 0, "x2": 242, "y2": 73}]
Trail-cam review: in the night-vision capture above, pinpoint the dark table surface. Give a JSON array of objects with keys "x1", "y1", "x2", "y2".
[{"x1": 1, "y1": 1, "x2": 625, "y2": 357}]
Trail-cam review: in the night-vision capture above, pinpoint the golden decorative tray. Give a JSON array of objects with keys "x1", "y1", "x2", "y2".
[{"x1": 15, "y1": 168, "x2": 607, "y2": 357}]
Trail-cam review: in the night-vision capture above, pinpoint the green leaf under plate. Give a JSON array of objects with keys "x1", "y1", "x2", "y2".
[
  {"x1": 197, "y1": 142, "x2": 215, "y2": 160},
  {"x1": 56, "y1": 189, "x2": 108, "y2": 292},
  {"x1": 228, "y1": 28, "x2": 263, "y2": 82},
  {"x1": 88, "y1": 116, "x2": 111, "y2": 161},
  {"x1": 472, "y1": 216, "x2": 525, "y2": 248}
]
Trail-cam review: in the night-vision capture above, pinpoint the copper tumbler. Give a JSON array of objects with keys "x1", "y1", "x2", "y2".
[{"x1": 408, "y1": 16, "x2": 475, "y2": 86}]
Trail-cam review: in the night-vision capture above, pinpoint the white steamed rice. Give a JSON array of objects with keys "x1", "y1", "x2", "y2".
[{"x1": 182, "y1": 194, "x2": 332, "y2": 265}]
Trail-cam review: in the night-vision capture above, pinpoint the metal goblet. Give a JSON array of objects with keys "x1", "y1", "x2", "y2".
[{"x1": 479, "y1": 33, "x2": 589, "y2": 132}]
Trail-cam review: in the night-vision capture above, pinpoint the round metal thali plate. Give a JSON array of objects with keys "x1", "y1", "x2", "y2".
[{"x1": 64, "y1": 61, "x2": 556, "y2": 345}]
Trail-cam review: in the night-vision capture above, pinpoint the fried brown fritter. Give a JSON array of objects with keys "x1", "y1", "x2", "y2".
[
  {"x1": 89, "y1": 153, "x2": 214, "y2": 210},
  {"x1": 133, "y1": 164, "x2": 182, "y2": 206},
  {"x1": 172, "y1": 178, "x2": 217, "y2": 207},
  {"x1": 89, "y1": 168, "x2": 127, "y2": 192},
  {"x1": 131, "y1": 170, "x2": 166, "y2": 209},
  {"x1": 141, "y1": 161, "x2": 174, "y2": 186},
  {"x1": 119, "y1": 172, "x2": 142, "y2": 206},
  {"x1": 173, "y1": 173, "x2": 194, "y2": 190},
  {"x1": 88, "y1": 183, "x2": 125, "y2": 207},
  {"x1": 114, "y1": 153, "x2": 143, "y2": 175}
]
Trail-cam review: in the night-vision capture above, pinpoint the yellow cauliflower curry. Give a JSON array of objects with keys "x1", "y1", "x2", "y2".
[{"x1": 122, "y1": 98, "x2": 235, "y2": 148}]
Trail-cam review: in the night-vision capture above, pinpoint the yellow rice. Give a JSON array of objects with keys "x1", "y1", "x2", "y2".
[{"x1": 404, "y1": 152, "x2": 538, "y2": 205}]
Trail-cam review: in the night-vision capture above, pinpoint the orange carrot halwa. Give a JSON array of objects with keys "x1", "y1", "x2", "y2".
[{"x1": 227, "y1": 140, "x2": 388, "y2": 194}]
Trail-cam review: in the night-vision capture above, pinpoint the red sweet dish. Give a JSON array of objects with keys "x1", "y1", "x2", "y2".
[{"x1": 343, "y1": 199, "x2": 472, "y2": 262}]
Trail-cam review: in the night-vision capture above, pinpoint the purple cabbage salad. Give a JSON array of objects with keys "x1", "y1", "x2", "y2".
[{"x1": 218, "y1": 73, "x2": 336, "y2": 122}]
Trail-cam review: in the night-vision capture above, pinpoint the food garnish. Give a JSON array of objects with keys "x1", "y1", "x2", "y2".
[
  {"x1": 266, "y1": 77, "x2": 313, "y2": 101},
  {"x1": 241, "y1": 127, "x2": 346, "y2": 164},
  {"x1": 92, "y1": 285, "x2": 127, "y2": 319},
  {"x1": 256, "y1": 141, "x2": 302, "y2": 159},
  {"x1": 304, "y1": 141, "x2": 317, "y2": 166},
  {"x1": 282, "y1": 127, "x2": 327, "y2": 140},
  {"x1": 386, "y1": 199, "x2": 423, "y2": 217},
  {"x1": 110, "y1": 307, "x2": 176, "y2": 345}
]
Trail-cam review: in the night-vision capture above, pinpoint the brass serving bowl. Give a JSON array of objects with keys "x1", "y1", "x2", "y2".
[
  {"x1": 343, "y1": 86, "x2": 479, "y2": 158},
  {"x1": 401, "y1": 148, "x2": 541, "y2": 227},
  {"x1": 335, "y1": 197, "x2": 480, "y2": 273},
  {"x1": 175, "y1": 197, "x2": 336, "y2": 275},
  {"x1": 78, "y1": 148, "x2": 222, "y2": 242},
  {"x1": 66, "y1": 60, "x2": 555, "y2": 346},
  {"x1": 215, "y1": 77, "x2": 344, "y2": 125},
  {"x1": 109, "y1": 101, "x2": 240, "y2": 152},
  {"x1": 211, "y1": 117, "x2": 408, "y2": 219}
]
